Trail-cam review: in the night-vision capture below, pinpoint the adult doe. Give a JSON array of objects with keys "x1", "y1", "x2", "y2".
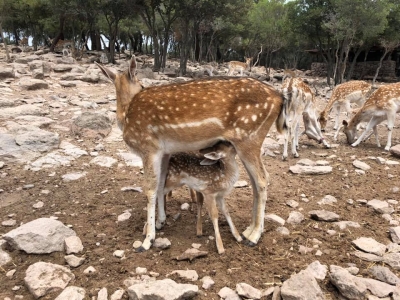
[{"x1": 96, "y1": 56, "x2": 287, "y2": 251}]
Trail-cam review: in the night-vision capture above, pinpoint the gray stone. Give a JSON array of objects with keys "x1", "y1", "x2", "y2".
[
  {"x1": 352, "y1": 237, "x2": 386, "y2": 256},
  {"x1": 318, "y1": 195, "x2": 337, "y2": 205},
  {"x1": 281, "y1": 269, "x2": 325, "y2": 300},
  {"x1": 0, "y1": 248, "x2": 12, "y2": 266},
  {"x1": 170, "y1": 270, "x2": 198, "y2": 281},
  {"x1": 19, "y1": 78, "x2": 49, "y2": 90},
  {"x1": 3, "y1": 218, "x2": 76, "y2": 254},
  {"x1": 110, "y1": 289, "x2": 125, "y2": 300},
  {"x1": 353, "y1": 251, "x2": 383, "y2": 262},
  {"x1": 62, "y1": 172, "x2": 87, "y2": 182},
  {"x1": 287, "y1": 211, "x2": 304, "y2": 225},
  {"x1": 389, "y1": 227, "x2": 400, "y2": 243},
  {"x1": 383, "y1": 253, "x2": 400, "y2": 270},
  {"x1": 353, "y1": 160, "x2": 371, "y2": 171},
  {"x1": 306, "y1": 261, "x2": 328, "y2": 280},
  {"x1": 201, "y1": 276, "x2": 215, "y2": 290},
  {"x1": 55, "y1": 286, "x2": 86, "y2": 300},
  {"x1": 65, "y1": 236, "x2": 83, "y2": 254},
  {"x1": 98, "y1": 287, "x2": 108, "y2": 300},
  {"x1": 367, "y1": 199, "x2": 392, "y2": 214},
  {"x1": 0, "y1": 104, "x2": 48, "y2": 118},
  {"x1": 289, "y1": 164, "x2": 332, "y2": 175},
  {"x1": 90, "y1": 155, "x2": 117, "y2": 167},
  {"x1": 265, "y1": 214, "x2": 285, "y2": 226},
  {"x1": 0, "y1": 67, "x2": 15, "y2": 79},
  {"x1": 127, "y1": 278, "x2": 198, "y2": 300},
  {"x1": 218, "y1": 287, "x2": 241, "y2": 300},
  {"x1": 309, "y1": 210, "x2": 340, "y2": 222},
  {"x1": 71, "y1": 112, "x2": 112, "y2": 138},
  {"x1": 53, "y1": 64, "x2": 73, "y2": 72},
  {"x1": 276, "y1": 226, "x2": 290, "y2": 235},
  {"x1": 24, "y1": 262, "x2": 75, "y2": 298},
  {"x1": 64, "y1": 255, "x2": 85, "y2": 268},
  {"x1": 369, "y1": 265, "x2": 400, "y2": 285},
  {"x1": 153, "y1": 237, "x2": 171, "y2": 249},
  {"x1": 15, "y1": 128, "x2": 59, "y2": 153},
  {"x1": 390, "y1": 145, "x2": 400, "y2": 158},
  {"x1": 334, "y1": 221, "x2": 361, "y2": 230},
  {"x1": 329, "y1": 266, "x2": 367, "y2": 299},
  {"x1": 236, "y1": 282, "x2": 262, "y2": 299}
]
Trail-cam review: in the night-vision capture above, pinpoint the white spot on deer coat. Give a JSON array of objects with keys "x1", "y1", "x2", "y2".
[{"x1": 252, "y1": 115, "x2": 257, "y2": 122}]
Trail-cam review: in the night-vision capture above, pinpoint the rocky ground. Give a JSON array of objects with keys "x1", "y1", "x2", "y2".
[{"x1": 1, "y1": 45, "x2": 400, "y2": 300}]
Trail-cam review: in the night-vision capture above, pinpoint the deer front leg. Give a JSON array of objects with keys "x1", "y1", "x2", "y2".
[
  {"x1": 155, "y1": 154, "x2": 171, "y2": 230},
  {"x1": 238, "y1": 144, "x2": 268, "y2": 246},
  {"x1": 282, "y1": 127, "x2": 290, "y2": 160},
  {"x1": 217, "y1": 195, "x2": 242, "y2": 242},
  {"x1": 333, "y1": 104, "x2": 341, "y2": 130},
  {"x1": 291, "y1": 121, "x2": 300, "y2": 158},
  {"x1": 384, "y1": 114, "x2": 395, "y2": 151},
  {"x1": 204, "y1": 194, "x2": 224, "y2": 254},
  {"x1": 138, "y1": 153, "x2": 169, "y2": 252},
  {"x1": 351, "y1": 117, "x2": 380, "y2": 148}
]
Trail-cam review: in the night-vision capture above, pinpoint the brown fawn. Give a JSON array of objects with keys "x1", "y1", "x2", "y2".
[
  {"x1": 163, "y1": 141, "x2": 241, "y2": 254},
  {"x1": 96, "y1": 56, "x2": 287, "y2": 251},
  {"x1": 343, "y1": 82, "x2": 400, "y2": 151},
  {"x1": 318, "y1": 80, "x2": 372, "y2": 140},
  {"x1": 281, "y1": 77, "x2": 330, "y2": 160},
  {"x1": 227, "y1": 57, "x2": 252, "y2": 76}
]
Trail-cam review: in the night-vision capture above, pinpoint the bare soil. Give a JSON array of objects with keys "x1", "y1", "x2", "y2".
[{"x1": 1, "y1": 73, "x2": 400, "y2": 300}]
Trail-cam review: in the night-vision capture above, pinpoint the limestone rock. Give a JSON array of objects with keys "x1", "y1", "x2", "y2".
[
  {"x1": 64, "y1": 236, "x2": 83, "y2": 254},
  {"x1": 390, "y1": 144, "x2": 400, "y2": 158},
  {"x1": 127, "y1": 278, "x2": 198, "y2": 300},
  {"x1": 281, "y1": 269, "x2": 325, "y2": 300},
  {"x1": 24, "y1": 262, "x2": 75, "y2": 298},
  {"x1": 3, "y1": 218, "x2": 76, "y2": 254},
  {"x1": 352, "y1": 237, "x2": 386, "y2": 256},
  {"x1": 289, "y1": 164, "x2": 332, "y2": 175},
  {"x1": 55, "y1": 286, "x2": 86, "y2": 300},
  {"x1": 19, "y1": 78, "x2": 49, "y2": 90},
  {"x1": 236, "y1": 282, "x2": 262, "y2": 299},
  {"x1": 309, "y1": 210, "x2": 340, "y2": 222}
]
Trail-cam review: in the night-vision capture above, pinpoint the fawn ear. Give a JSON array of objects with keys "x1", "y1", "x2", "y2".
[
  {"x1": 200, "y1": 158, "x2": 218, "y2": 166},
  {"x1": 204, "y1": 151, "x2": 224, "y2": 161},
  {"x1": 95, "y1": 62, "x2": 116, "y2": 83}
]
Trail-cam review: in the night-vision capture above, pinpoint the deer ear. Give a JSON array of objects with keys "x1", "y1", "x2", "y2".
[
  {"x1": 204, "y1": 151, "x2": 224, "y2": 161},
  {"x1": 200, "y1": 158, "x2": 218, "y2": 166},
  {"x1": 342, "y1": 120, "x2": 348, "y2": 126},
  {"x1": 128, "y1": 56, "x2": 137, "y2": 81},
  {"x1": 95, "y1": 62, "x2": 116, "y2": 83}
]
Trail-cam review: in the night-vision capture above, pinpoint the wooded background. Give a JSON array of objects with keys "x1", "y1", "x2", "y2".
[{"x1": 1, "y1": 0, "x2": 399, "y2": 84}]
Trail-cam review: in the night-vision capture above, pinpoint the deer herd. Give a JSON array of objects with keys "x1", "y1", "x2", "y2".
[{"x1": 97, "y1": 56, "x2": 400, "y2": 253}]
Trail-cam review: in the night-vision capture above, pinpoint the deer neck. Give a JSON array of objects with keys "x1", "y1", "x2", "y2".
[{"x1": 115, "y1": 75, "x2": 143, "y2": 130}]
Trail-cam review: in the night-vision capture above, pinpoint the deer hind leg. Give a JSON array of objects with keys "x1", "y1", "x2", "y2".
[
  {"x1": 236, "y1": 143, "x2": 268, "y2": 246},
  {"x1": 384, "y1": 113, "x2": 396, "y2": 151},
  {"x1": 217, "y1": 195, "x2": 242, "y2": 242},
  {"x1": 333, "y1": 104, "x2": 341, "y2": 130},
  {"x1": 139, "y1": 152, "x2": 170, "y2": 252},
  {"x1": 204, "y1": 194, "x2": 224, "y2": 254},
  {"x1": 196, "y1": 192, "x2": 204, "y2": 237}
]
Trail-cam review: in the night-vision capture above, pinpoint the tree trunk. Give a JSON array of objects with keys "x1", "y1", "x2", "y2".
[
  {"x1": 0, "y1": 20, "x2": 10, "y2": 62},
  {"x1": 50, "y1": 13, "x2": 66, "y2": 52},
  {"x1": 373, "y1": 49, "x2": 389, "y2": 86},
  {"x1": 346, "y1": 46, "x2": 363, "y2": 80}
]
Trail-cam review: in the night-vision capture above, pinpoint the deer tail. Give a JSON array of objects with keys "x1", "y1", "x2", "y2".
[{"x1": 276, "y1": 91, "x2": 289, "y2": 134}]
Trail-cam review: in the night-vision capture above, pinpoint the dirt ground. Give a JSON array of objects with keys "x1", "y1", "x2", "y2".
[{"x1": 1, "y1": 70, "x2": 400, "y2": 299}]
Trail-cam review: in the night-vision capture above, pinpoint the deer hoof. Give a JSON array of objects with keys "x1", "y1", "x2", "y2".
[
  {"x1": 135, "y1": 246, "x2": 146, "y2": 253},
  {"x1": 241, "y1": 237, "x2": 256, "y2": 247}
]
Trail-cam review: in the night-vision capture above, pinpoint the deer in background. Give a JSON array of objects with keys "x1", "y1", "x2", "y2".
[
  {"x1": 163, "y1": 141, "x2": 241, "y2": 254},
  {"x1": 96, "y1": 56, "x2": 287, "y2": 251},
  {"x1": 20, "y1": 37, "x2": 28, "y2": 50},
  {"x1": 227, "y1": 57, "x2": 252, "y2": 76},
  {"x1": 343, "y1": 82, "x2": 400, "y2": 151},
  {"x1": 282, "y1": 77, "x2": 330, "y2": 160},
  {"x1": 318, "y1": 80, "x2": 373, "y2": 140}
]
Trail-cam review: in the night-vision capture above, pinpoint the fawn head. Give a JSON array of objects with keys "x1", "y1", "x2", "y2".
[{"x1": 199, "y1": 142, "x2": 236, "y2": 166}]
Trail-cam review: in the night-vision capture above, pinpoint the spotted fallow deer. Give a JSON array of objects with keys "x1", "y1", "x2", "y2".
[
  {"x1": 343, "y1": 82, "x2": 400, "y2": 151},
  {"x1": 20, "y1": 37, "x2": 28, "y2": 50},
  {"x1": 318, "y1": 80, "x2": 372, "y2": 140},
  {"x1": 282, "y1": 77, "x2": 330, "y2": 160},
  {"x1": 227, "y1": 57, "x2": 252, "y2": 76},
  {"x1": 96, "y1": 56, "x2": 287, "y2": 251},
  {"x1": 164, "y1": 141, "x2": 241, "y2": 254}
]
